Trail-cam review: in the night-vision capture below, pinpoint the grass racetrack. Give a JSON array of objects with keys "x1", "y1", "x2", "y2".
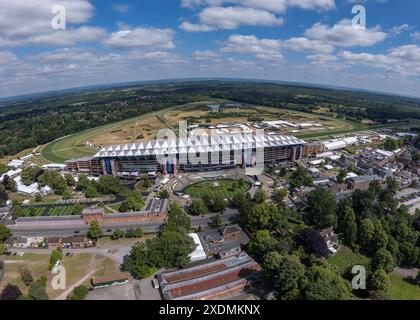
[
  {"x1": 40, "y1": 100, "x2": 382, "y2": 164},
  {"x1": 185, "y1": 179, "x2": 251, "y2": 199}
]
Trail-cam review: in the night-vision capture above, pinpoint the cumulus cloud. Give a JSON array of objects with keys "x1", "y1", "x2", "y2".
[
  {"x1": 305, "y1": 19, "x2": 387, "y2": 47},
  {"x1": 181, "y1": 0, "x2": 335, "y2": 13},
  {"x1": 339, "y1": 45, "x2": 420, "y2": 77},
  {"x1": 103, "y1": 27, "x2": 175, "y2": 50},
  {"x1": 181, "y1": 6, "x2": 284, "y2": 31},
  {"x1": 221, "y1": 34, "x2": 335, "y2": 61},
  {"x1": 0, "y1": 0, "x2": 100, "y2": 47}
]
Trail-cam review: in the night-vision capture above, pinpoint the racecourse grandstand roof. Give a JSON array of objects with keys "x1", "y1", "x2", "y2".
[{"x1": 94, "y1": 134, "x2": 306, "y2": 158}]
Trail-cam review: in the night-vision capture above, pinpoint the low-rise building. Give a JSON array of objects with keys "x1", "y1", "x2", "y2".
[
  {"x1": 157, "y1": 252, "x2": 260, "y2": 300},
  {"x1": 198, "y1": 225, "x2": 250, "y2": 259},
  {"x1": 319, "y1": 227, "x2": 339, "y2": 255}
]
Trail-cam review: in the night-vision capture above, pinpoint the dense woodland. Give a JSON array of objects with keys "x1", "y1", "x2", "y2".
[{"x1": 1, "y1": 80, "x2": 420, "y2": 158}]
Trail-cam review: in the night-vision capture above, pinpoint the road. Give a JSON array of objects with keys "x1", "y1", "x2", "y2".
[{"x1": 9, "y1": 211, "x2": 240, "y2": 237}]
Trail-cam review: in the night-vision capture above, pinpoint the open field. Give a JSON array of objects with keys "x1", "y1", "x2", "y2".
[
  {"x1": 388, "y1": 273, "x2": 420, "y2": 300},
  {"x1": 328, "y1": 246, "x2": 370, "y2": 274},
  {"x1": 185, "y1": 179, "x2": 251, "y2": 199},
  {"x1": 0, "y1": 252, "x2": 110, "y2": 300}
]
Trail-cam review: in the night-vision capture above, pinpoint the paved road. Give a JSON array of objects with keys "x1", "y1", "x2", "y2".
[{"x1": 9, "y1": 211, "x2": 240, "y2": 237}]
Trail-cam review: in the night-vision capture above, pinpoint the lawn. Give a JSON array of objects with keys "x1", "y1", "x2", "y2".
[
  {"x1": 185, "y1": 179, "x2": 251, "y2": 199},
  {"x1": 328, "y1": 246, "x2": 370, "y2": 274},
  {"x1": 388, "y1": 273, "x2": 420, "y2": 300}
]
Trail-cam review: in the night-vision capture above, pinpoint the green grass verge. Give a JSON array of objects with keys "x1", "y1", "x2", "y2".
[
  {"x1": 328, "y1": 246, "x2": 370, "y2": 274},
  {"x1": 388, "y1": 274, "x2": 420, "y2": 300},
  {"x1": 185, "y1": 179, "x2": 251, "y2": 199}
]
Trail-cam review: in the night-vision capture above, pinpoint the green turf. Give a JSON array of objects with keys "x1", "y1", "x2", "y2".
[
  {"x1": 388, "y1": 274, "x2": 420, "y2": 300},
  {"x1": 185, "y1": 179, "x2": 251, "y2": 199},
  {"x1": 327, "y1": 246, "x2": 370, "y2": 274}
]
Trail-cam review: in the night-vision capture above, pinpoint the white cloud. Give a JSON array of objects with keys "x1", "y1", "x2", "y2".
[
  {"x1": 339, "y1": 45, "x2": 420, "y2": 77},
  {"x1": 180, "y1": 22, "x2": 216, "y2": 32},
  {"x1": 181, "y1": 6, "x2": 284, "y2": 31},
  {"x1": 221, "y1": 34, "x2": 335, "y2": 60},
  {"x1": 103, "y1": 27, "x2": 175, "y2": 50},
  {"x1": 113, "y1": 4, "x2": 132, "y2": 13},
  {"x1": 193, "y1": 50, "x2": 221, "y2": 60},
  {"x1": 181, "y1": 0, "x2": 335, "y2": 13},
  {"x1": 390, "y1": 24, "x2": 411, "y2": 36},
  {"x1": 305, "y1": 19, "x2": 387, "y2": 47},
  {"x1": 0, "y1": 0, "x2": 99, "y2": 47},
  {"x1": 283, "y1": 37, "x2": 334, "y2": 53}
]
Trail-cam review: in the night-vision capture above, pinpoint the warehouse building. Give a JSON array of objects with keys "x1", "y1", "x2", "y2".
[{"x1": 157, "y1": 252, "x2": 260, "y2": 300}]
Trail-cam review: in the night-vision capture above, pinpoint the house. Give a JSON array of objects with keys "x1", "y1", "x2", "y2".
[
  {"x1": 346, "y1": 175, "x2": 381, "y2": 190},
  {"x1": 198, "y1": 225, "x2": 250, "y2": 259},
  {"x1": 91, "y1": 272, "x2": 131, "y2": 289},
  {"x1": 61, "y1": 236, "x2": 91, "y2": 248},
  {"x1": 47, "y1": 237, "x2": 62, "y2": 249},
  {"x1": 319, "y1": 228, "x2": 339, "y2": 255}
]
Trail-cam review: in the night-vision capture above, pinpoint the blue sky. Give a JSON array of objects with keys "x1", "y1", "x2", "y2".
[{"x1": 1, "y1": 0, "x2": 420, "y2": 98}]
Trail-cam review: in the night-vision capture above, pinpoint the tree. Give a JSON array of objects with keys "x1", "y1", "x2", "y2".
[
  {"x1": 254, "y1": 190, "x2": 267, "y2": 204},
  {"x1": 164, "y1": 203, "x2": 191, "y2": 234},
  {"x1": 337, "y1": 169, "x2": 347, "y2": 183},
  {"x1": 123, "y1": 242, "x2": 156, "y2": 279},
  {"x1": 296, "y1": 228, "x2": 330, "y2": 258},
  {"x1": 119, "y1": 191, "x2": 144, "y2": 212},
  {"x1": 383, "y1": 138, "x2": 398, "y2": 151},
  {"x1": 372, "y1": 221, "x2": 389, "y2": 251},
  {"x1": 0, "y1": 185, "x2": 7, "y2": 207},
  {"x1": 385, "y1": 177, "x2": 398, "y2": 194},
  {"x1": 302, "y1": 265, "x2": 352, "y2": 300},
  {"x1": 369, "y1": 269, "x2": 390, "y2": 292},
  {"x1": 27, "y1": 281, "x2": 48, "y2": 300},
  {"x1": 84, "y1": 185, "x2": 98, "y2": 199},
  {"x1": 0, "y1": 224, "x2": 12, "y2": 242},
  {"x1": 262, "y1": 252, "x2": 304, "y2": 299},
  {"x1": 87, "y1": 220, "x2": 103, "y2": 241},
  {"x1": 67, "y1": 285, "x2": 89, "y2": 300},
  {"x1": 76, "y1": 174, "x2": 90, "y2": 191},
  {"x1": 158, "y1": 189, "x2": 170, "y2": 199},
  {"x1": 210, "y1": 214, "x2": 222, "y2": 229},
  {"x1": 188, "y1": 199, "x2": 208, "y2": 216},
  {"x1": 124, "y1": 230, "x2": 195, "y2": 279},
  {"x1": 0, "y1": 284, "x2": 22, "y2": 300},
  {"x1": 71, "y1": 204, "x2": 84, "y2": 216},
  {"x1": 20, "y1": 268, "x2": 34, "y2": 286},
  {"x1": 64, "y1": 173, "x2": 76, "y2": 187},
  {"x1": 49, "y1": 249, "x2": 63, "y2": 270},
  {"x1": 97, "y1": 175, "x2": 122, "y2": 195},
  {"x1": 62, "y1": 189, "x2": 73, "y2": 200},
  {"x1": 35, "y1": 193, "x2": 43, "y2": 202},
  {"x1": 307, "y1": 187, "x2": 337, "y2": 228},
  {"x1": 273, "y1": 188, "x2": 288, "y2": 205},
  {"x1": 111, "y1": 229, "x2": 125, "y2": 240},
  {"x1": 125, "y1": 228, "x2": 144, "y2": 238},
  {"x1": 212, "y1": 196, "x2": 227, "y2": 213},
  {"x1": 373, "y1": 249, "x2": 396, "y2": 273},
  {"x1": 0, "y1": 243, "x2": 7, "y2": 255},
  {"x1": 289, "y1": 167, "x2": 313, "y2": 188},
  {"x1": 338, "y1": 205, "x2": 358, "y2": 247},
  {"x1": 248, "y1": 230, "x2": 278, "y2": 258},
  {"x1": 241, "y1": 203, "x2": 281, "y2": 232},
  {"x1": 358, "y1": 218, "x2": 375, "y2": 247}
]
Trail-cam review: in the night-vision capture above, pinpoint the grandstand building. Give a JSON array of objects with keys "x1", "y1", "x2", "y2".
[{"x1": 65, "y1": 133, "x2": 307, "y2": 177}]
